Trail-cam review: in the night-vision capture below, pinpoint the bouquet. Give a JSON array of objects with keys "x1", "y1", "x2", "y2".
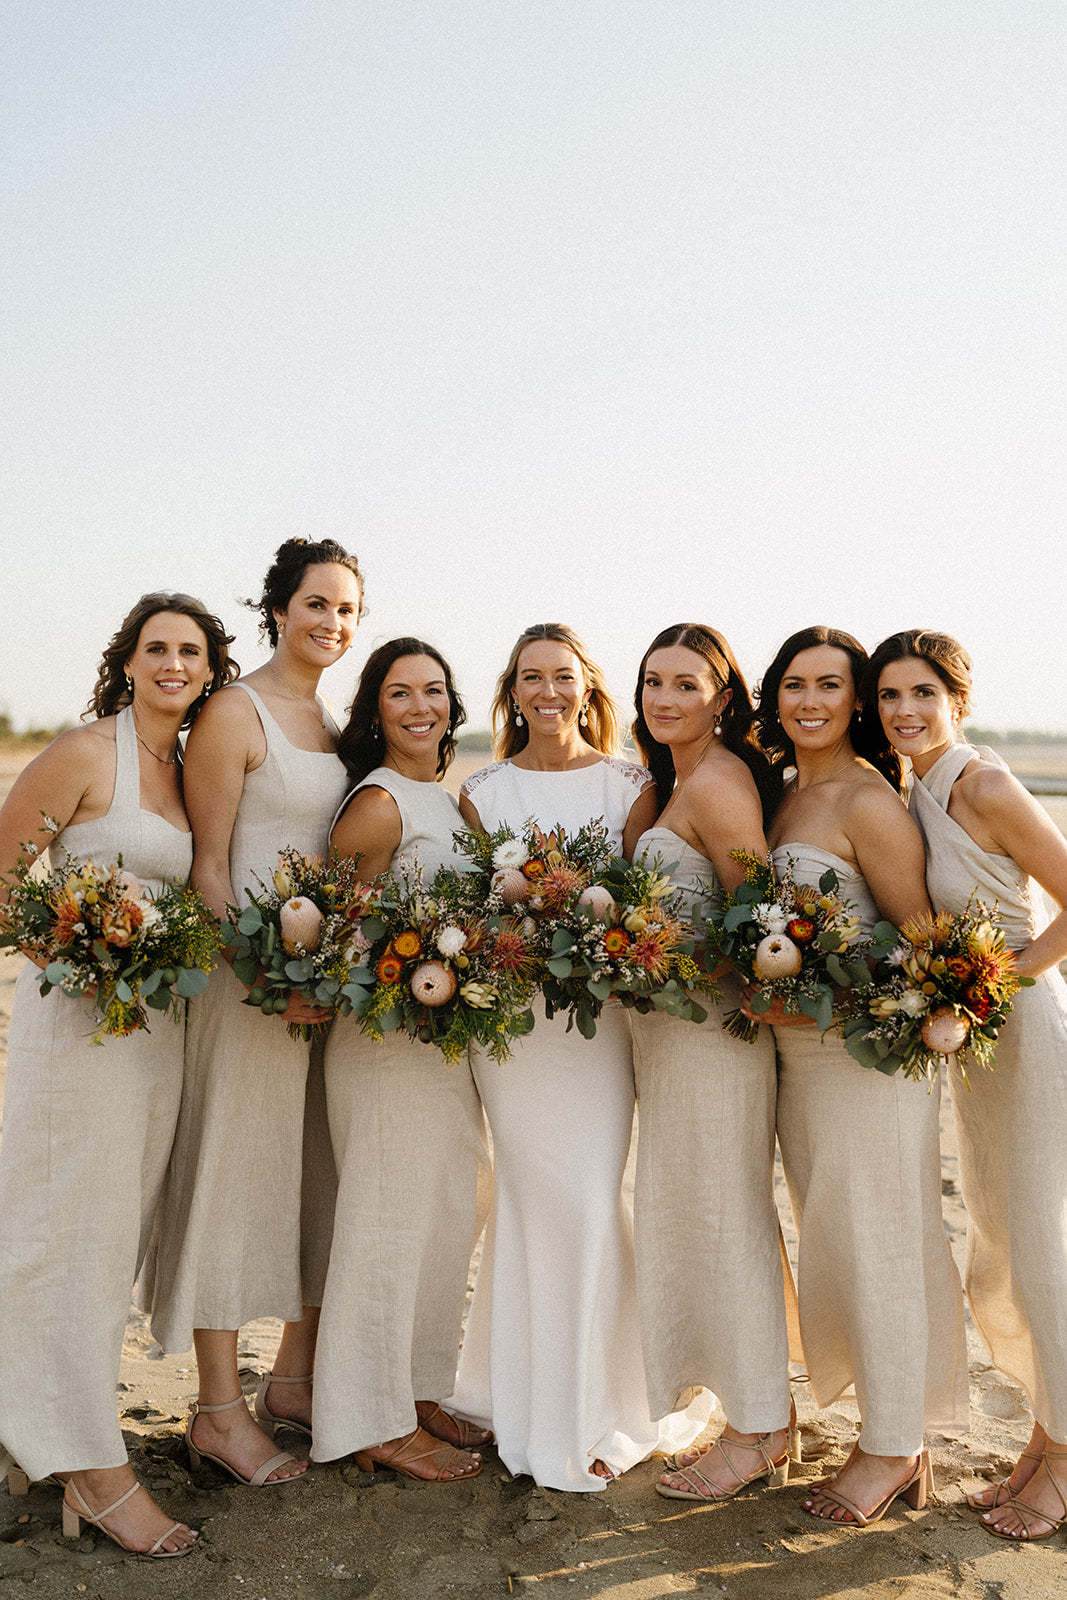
[
  {"x1": 353, "y1": 860, "x2": 538, "y2": 1063},
  {"x1": 703, "y1": 850, "x2": 871, "y2": 1041},
  {"x1": 0, "y1": 846, "x2": 221, "y2": 1043},
  {"x1": 840, "y1": 902, "x2": 1031, "y2": 1083},
  {"x1": 458, "y1": 820, "x2": 713, "y2": 1038},
  {"x1": 224, "y1": 847, "x2": 378, "y2": 1039}
]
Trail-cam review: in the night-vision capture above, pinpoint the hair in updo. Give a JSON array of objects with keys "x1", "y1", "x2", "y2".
[
  {"x1": 631, "y1": 623, "x2": 779, "y2": 824},
  {"x1": 337, "y1": 637, "x2": 467, "y2": 784},
  {"x1": 245, "y1": 537, "x2": 365, "y2": 648},
  {"x1": 753, "y1": 624, "x2": 903, "y2": 792},
  {"x1": 489, "y1": 623, "x2": 620, "y2": 760},
  {"x1": 86, "y1": 592, "x2": 239, "y2": 726},
  {"x1": 861, "y1": 629, "x2": 973, "y2": 719}
]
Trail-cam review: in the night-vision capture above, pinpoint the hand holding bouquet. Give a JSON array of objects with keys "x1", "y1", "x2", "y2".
[
  {"x1": 224, "y1": 847, "x2": 378, "y2": 1039},
  {"x1": 0, "y1": 846, "x2": 221, "y2": 1044},
  {"x1": 353, "y1": 860, "x2": 538, "y2": 1063},
  {"x1": 704, "y1": 850, "x2": 870, "y2": 1041},
  {"x1": 841, "y1": 901, "x2": 1031, "y2": 1083}
]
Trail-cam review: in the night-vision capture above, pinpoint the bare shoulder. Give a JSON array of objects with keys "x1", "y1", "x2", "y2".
[
  {"x1": 842, "y1": 768, "x2": 912, "y2": 833},
  {"x1": 954, "y1": 756, "x2": 1031, "y2": 816},
  {"x1": 337, "y1": 783, "x2": 401, "y2": 828},
  {"x1": 687, "y1": 747, "x2": 760, "y2": 807},
  {"x1": 191, "y1": 682, "x2": 257, "y2": 734}
]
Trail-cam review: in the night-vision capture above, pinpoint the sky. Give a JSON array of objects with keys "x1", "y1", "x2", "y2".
[{"x1": 2, "y1": 1, "x2": 1064, "y2": 734}]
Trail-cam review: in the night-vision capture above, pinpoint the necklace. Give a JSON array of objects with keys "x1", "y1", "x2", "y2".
[
  {"x1": 268, "y1": 665, "x2": 328, "y2": 730},
  {"x1": 789, "y1": 758, "x2": 855, "y2": 797},
  {"x1": 132, "y1": 719, "x2": 178, "y2": 766}
]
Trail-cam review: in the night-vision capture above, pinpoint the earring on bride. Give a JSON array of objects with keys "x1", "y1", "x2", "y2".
[
  {"x1": 580, "y1": 703, "x2": 589, "y2": 727},
  {"x1": 513, "y1": 704, "x2": 523, "y2": 728}
]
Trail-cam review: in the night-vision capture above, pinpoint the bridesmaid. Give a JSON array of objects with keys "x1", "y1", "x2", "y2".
[
  {"x1": 448, "y1": 623, "x2": 709, "y2": 1490},
  {"x1": 0, "y1": 592, "x2": 235, "y2": 1555},
  {"x1": 867, "y1": 629, "x2": 1067, "y2": 1542},
  {"x1": 148, "y1": 538, "x2": 363, "y2": 1486},
  {"x1": 752, "y1": 625, "x2": 967, "y2": 1527},
  {"x1": 310, "y1": 638, "x2": 490, "y2": 1480},
  {"x1": 628, "y1": 625, "x2": 799, "y2": 1504}
]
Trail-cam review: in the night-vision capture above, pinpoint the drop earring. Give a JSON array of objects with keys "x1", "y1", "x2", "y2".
[
  {"x1": 513, "y1": 704, "x2": 523, "y2": 728},
  {"x1": 580, "y1": 703, "x2": 589, "y2": 727},
  {"x1": 125, "y1": 673, "x2": 134, "y2": 692}
]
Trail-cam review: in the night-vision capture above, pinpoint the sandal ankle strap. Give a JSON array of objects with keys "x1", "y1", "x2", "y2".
[
  {"x1": 261, "y1": 1371, "x2": 313, "y2": 1385},
  {"x1": 191, "y1": 1394, "x2": 249, "y2": 1415}
]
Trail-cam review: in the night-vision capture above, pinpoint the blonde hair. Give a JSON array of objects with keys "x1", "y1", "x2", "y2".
[{"x1": 490, "y1": 623, "x2": 621, "y2": 759}]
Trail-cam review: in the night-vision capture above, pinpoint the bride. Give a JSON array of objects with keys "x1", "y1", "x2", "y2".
[{"x1": 447, "y1": 623, "x2": 712, "y2": 1490}]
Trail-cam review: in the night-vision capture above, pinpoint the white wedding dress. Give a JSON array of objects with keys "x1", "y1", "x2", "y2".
[{"x1": 448, "y1": 758, "x2": 711, "y2": 1490}]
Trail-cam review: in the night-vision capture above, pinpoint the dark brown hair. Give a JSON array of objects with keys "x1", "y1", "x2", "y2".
[
  {"x1": 245, "y1": 537, "x2": 365, "y2": 648},
  {"x1": 337, "y1": 638, "x2": 466, "y2": 783},
  {"x1": 86, "y1": 592, "x2": 239, "y2": 726},
  {"x1": 632, "y1": 623, "x2": 778, "y2": 822},
  {"x1": 753, "y1": 624, "x2": 903, "y2": 791},
  {"x1": 489, "y1": 623, "x2": 620, "y2": 759}
]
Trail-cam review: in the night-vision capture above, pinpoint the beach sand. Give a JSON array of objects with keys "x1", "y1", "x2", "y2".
[{"x1": 1, "y1": 748, "x2": 1065, "y2": 1597}]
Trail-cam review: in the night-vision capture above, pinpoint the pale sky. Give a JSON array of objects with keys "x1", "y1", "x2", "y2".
[{"x1": 2, "y1": 1, "x2": 1064, "y2": 733}]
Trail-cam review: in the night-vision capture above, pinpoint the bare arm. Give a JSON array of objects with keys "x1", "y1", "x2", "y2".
[
  {"x1": 182, "y1": 690, "x2": 264, "y2": 919},
  {"x1": 685, "y1": 762, "x2": 768, "y2": 893},
  {"x1": 846, "y1": 782, "x2": 932, "y2": 927},
  {"x1": 957, "y1": 765, "x2": 1067, "y2": 978},
  {"x1": 330, "y1": 787, "x2": 403, "y2": 882},
  {"x1": 622, "y1": 782, "x2": 660, "y2": 862},
  {"x1": 0, "y1": 726, "x2": 114, "y2": 903},
  {"x1": 458, "y1": 792, "x2": 484, "y2": 831}
]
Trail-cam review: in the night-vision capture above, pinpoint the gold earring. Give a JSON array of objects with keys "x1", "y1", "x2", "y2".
[
  {"x1": 125, "y1": 673, "x2": 134, "y2": 691},
  {"x1": 513, "y1": 703, "x2": 523, "y2": 728}
]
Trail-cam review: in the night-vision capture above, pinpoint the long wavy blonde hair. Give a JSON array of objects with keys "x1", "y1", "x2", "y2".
[{"x1": 490, "y1": 623, "x2": 621, "y2": 759}]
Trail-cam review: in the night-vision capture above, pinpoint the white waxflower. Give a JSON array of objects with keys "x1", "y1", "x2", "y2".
[
  {"x1": 492, "y1": 839, "x2": 529, "y2": 870},
  {"x1": 436, "y1": 925, "x2": 467, "y2": 958}
]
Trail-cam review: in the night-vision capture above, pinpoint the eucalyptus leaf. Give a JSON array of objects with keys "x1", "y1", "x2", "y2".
[
  {"x1": 115, "y1": 979, "x2": 134, "y2": 1003},
  {"x1": 176, "y1": 968, "x2": 210, "y2": 998},
  {"x1": 586, "y1": 975, "x2": 613, "y2": 1002},
  {"x1": 547, "y1": 956, "x2": 573, "y2": 979},
  {"x1": 237, "y1": 907, "x2": 264, "y2": 935}
]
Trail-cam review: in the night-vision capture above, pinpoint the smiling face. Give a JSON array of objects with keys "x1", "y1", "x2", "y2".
[
  {"x1": 273, "y1": 562, "x2": 362, "y2": 670},
  {"x1": 378, "y1": 654, "x2": 452, "y2": 769},
  {"x1": 876, "y1": 656, "x2": 959, "y2": 774},
  {"x1": 641, "y1": 645, "x2": 729, "y2": 748},
  {"x1": 512, "y1": 641, "x2": 588, "y2": 738},
  {"x1": 777, "y1": 645, "x2": 859, "y2": 754},
  {"x1": 124, "y1": 611, "x2": 212, "y2": 715}
]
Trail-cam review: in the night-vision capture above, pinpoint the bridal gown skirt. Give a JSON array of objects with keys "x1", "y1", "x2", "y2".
[
  {"x1": 0, "y1": 972, "x2": 183, "y2": 1480},
  {"x1": 631, "y1": 995, "x2": 798, "y2": 1432},
  {"x1": 449, "y1": 1002, "x2": 710, "y2": 1491},
  {"x1": 774, "y1": 1024, "x2": 968, "y2": 1456},
  {"x1": 311, "y1": 1024, "x2": 490, "y2": 1461}
]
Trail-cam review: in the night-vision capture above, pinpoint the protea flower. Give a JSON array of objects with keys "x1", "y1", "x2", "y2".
[
  {"x1": 921, "y1": 1006, "x2": 970, "y2": 1055},
  {"x1": 753, "y1": 933, "x2": 802, "y2": 980},
  {"x1": 280, "y1": 896, "x2": 324, "y2": 953},
  {"x1": 411, "y1": 962, "x2": 457, "y2": 1006},
  {"x1": 578, "y1": 884, "x2": 617, "y2": 922}
]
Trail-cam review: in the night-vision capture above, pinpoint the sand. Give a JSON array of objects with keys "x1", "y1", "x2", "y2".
[{"x1": 1, "y1": 745, "x2": 1065, "y2": 1596}]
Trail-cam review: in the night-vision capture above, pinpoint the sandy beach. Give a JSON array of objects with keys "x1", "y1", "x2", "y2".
[{"x1": 1, "y1": 745, "x2": 1065, "y2": 1598}]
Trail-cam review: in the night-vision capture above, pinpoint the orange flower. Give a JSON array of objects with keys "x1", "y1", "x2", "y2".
[
  {"x1": 490, "y1": 926, "x2": 536, "y2": 978},
  {"x1": 393, "y1": 928, "x2": 422, "y2": 960},
  {"x1": 522, "y1": 860, "x2": 546, "y2": 881},
  {"x1": 629, "y1": 932, "x2": 669, "y2": 981},
  {"x1": 534, "y1": 865, "x2": 585, "y2": 912},
  {"x1": 602, "y1": 927, "x2": 631, "y2": 957},
  {"x1": 376, "y1": 952, "x2": 403, "y2": 984},
  {"x1": 100, "y1": 900, "x2": 143, "y2": 949}
]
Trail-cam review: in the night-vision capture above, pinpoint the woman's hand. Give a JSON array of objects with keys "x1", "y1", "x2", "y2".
[
  {"x1": 738, "y1": 983, "x2": 813, "y2": 1027},
  {"x1": 281, "y1": 991, "x2": 333, "y2": 1025}
]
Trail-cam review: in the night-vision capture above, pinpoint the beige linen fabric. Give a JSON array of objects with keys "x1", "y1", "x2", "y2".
[
  {"x1": 772, "y1": 843, "x2": 969, "y2": 1456},
  {"x1": 0, "y1": 709, "x2": 192, "y2": 1480},
  {"x1": 631, "y1": 826, "x2": 799, "y2": 1431},
  {"x1": 311, "y1": 769, "x2": 490, "y2": 1461},
  {"x1": 912, "y1": 742, "x2": 1067, "y2": 1439},
  {"x1": 147, "y1": 685, "x2": 348, "y2": 1349}
]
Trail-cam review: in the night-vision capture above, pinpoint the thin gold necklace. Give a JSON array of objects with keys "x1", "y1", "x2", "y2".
[
  {"x1": 789, "y1": 757, "x2": 855, "y2": 797},
  {"x1": 131, "y1": 715, "x2": 178, "y2": 766},
  {"x1": 269, "y1": 665, "x2": 327, "y2": 729}
]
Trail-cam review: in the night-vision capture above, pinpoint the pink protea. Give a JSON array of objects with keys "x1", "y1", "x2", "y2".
[
  {"x1": 280, "y1": 895, "x2": 324, "y2": 954},
  {"x1": 921, "y1": 1006, "x2": 970, "y2": 1055},
  {"x1": 411, "y1": 961, "x2": 457, "y2": 1007},
  {"x1": 578, "y1": 885, "x2": 617, "y2": 922},
  {"x1": 492, "y1": 867, "x2": 530, "y2": 905}
]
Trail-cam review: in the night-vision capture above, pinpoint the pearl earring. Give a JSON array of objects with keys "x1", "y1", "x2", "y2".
[
  {"x1": 514, "y1": 705, "x2": 523, "y2": 728},
  {"x1": 125, "y1": 673, "x2": 134, "y2": 691},
  {"x1": 580, "y1": 703, "x2": 589, "y2": 727}
]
